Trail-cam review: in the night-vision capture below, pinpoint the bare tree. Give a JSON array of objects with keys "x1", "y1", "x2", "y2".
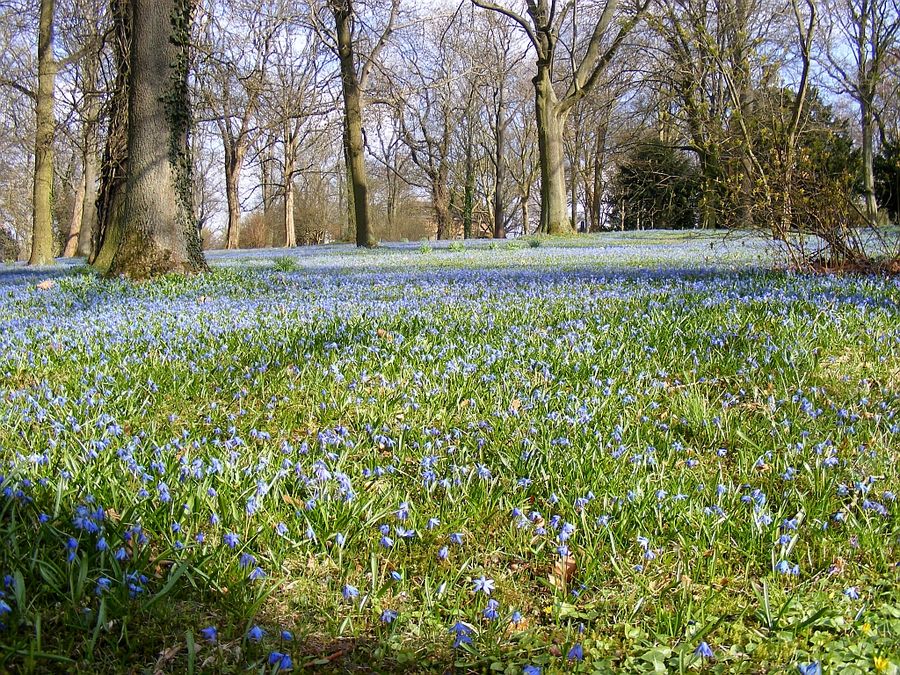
[
  {"x1": 473, "y1": 0, "x2": 650, "y2": 234},
  {"x1": 392, "y1": 12, "x2": 471, "y2": 240},
  {"x1": 313, "y1": 0, "x2": 399, "y2": 247},
  {"x1": 196, "y1": 0, "x2": 278, "y2": 250},
  {"x1": 264, "y1": 20, "x2": 328, "y2": 248},
  {"x1": 825, "y1": 0, "x2": 899, "y2": 227}
]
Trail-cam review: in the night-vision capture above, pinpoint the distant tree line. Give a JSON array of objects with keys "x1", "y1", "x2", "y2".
[{"x1": 0, "y1": 0, "x2": 897, "y2": 276}]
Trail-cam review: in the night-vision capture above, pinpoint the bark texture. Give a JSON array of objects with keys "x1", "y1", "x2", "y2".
[
  {"x1": 77, "y1": 137, "x2": 99, "y2": 257},
  {"x1": 283, "y1": 119, "x2": 297, "y2": 248},
  {"x1": 63, "y1": 170, "x2": 85, "y2": 257},
  {"x1": 331, "y1": 0, "x2": 375, "y2": 248},
  {"x1": 223, "y1": 140, "x2": 245, "y2": 249},
  {"x1": 493, "y1": 83, "x2": 506, "y2": 239},
  {"x1": 534, "y1": 68, "x2": 569, "y2": 234},
  {"x1": 107, "y1": 0, "x2": 206, "y2": 278},
  {"x1": 29, "y1": 0, "x2": 57, "y2": 265},
  {"x1": 92, "y1": 0, "x2": 130, "y2": 272}
]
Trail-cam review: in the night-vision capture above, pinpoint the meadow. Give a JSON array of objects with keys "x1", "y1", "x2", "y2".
[{"x1": 0, "y1": 233, "x2": 897, "y2": 673}]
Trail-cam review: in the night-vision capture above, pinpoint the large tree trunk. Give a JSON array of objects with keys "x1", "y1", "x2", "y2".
[
  {"x1": 332, "y1": 0, "x2": 374, "y2": 248},
  {"x1": 342, "y1": 127, "x2": 356, "y2": 241},
  {"x1": 91, "y1": 0, "x2": 130, "y2": 272},
  {"x1": 283, "y1": 122, "x2": 296, "y2": 248},
  {"x1": 533, "y1": 67, "x2": 571, "y2": 235},
  {"x1": 63, "y1": 169, "x2": 86, "y2": 257},
  {"x1": 106, "y1": 0, "x2": 206, "y2": 278},
  {"x1": 29, "y1": 0, "x2": 57, "y2": 265}
]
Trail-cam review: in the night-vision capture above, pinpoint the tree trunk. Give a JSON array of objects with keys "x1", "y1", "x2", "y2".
[
  {"x1": 223, "y1": 143, "x2": 243, "y2": 249},
  {"x1": 75, "y1": 57, "x2": 101, "y2": 258},
  {"x1": 533, "y1": 67, "x2": 571, "y2": 235},
  {"x1": 493, "y1": 84, "x2": 506, "y2": 239},
  {"x1": 699, "y1": 181, "x2": 718, "y2": 230},
  {"x1": 522, "y1": 198, "x2": 529, "y2": 236},
  {"x1": 342, "y1": 126, "x2": 356, "y2": 241},
  {"x1": 589, "y1": 130, "x2": 604, "y2": 231},
  {"x1": 433, "y1": 181, "x2": 451, "y2": 240},
  {"x1": 91, "y1": 0, "x2": 130, "y2": 272},
  {"x1": 260, "y1": 144, "x2": 276, "y2": 247},
  {"x1": 570, "y1": 133, "x2": 579, "y2": 231},
  {"x1": 332, "y1": 0, "x2": 374, "y2": 248},
  {"x1": 107, "y1": 0, "x2": 206, "y2": 278},
  {"x1": 284, "y1": 123, "x2": 296, "y2": 248},
  {"x1": 77, "y1": 137, "x2": 99, "y2": 256},
  {"x1": 30, "y1": 0, "x2": 57, "y2": 265},
  {"x1": 697, "y1": 147, "x2": 721, "y2": 230},
  {"x1": 861, "y1": 96, "x2": 879, "y2": 228},
  {"x1": 63, "y1": 169, "x2": 86, "y2": 257},
  {"x1": 386, "y1": 155, "x2": 397, "y2": 230},
  {"x1": 463, "y1": 126, "x2": 474, "y2": 239}
]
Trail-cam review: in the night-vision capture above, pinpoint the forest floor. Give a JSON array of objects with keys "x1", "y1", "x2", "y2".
[{"x1": 0, "y1": 232, "x2": 898, "y2": 673}]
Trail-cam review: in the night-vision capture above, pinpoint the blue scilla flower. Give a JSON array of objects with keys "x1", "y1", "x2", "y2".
[
  {"x1": 694, "y1": 641, "x2": 714, "y2": 659},
  {"x1": 450, "y1": 620, "x2": 473, "y2": 647},
  {"x1": 201, "y1": 626, "x2": 217, "y2": 643},
  {"x1": 65, "y1": 537, "x2": 78, "y2": 563},
  {"x1": 843, "y1": 586, "x2": 860, "y2": 600},
  {"x1": 472, "y1": 575, "x2": 495, "y2": 595},
  {"x1": 267, "y1": 651, "x2": 293, "y2": 670}
]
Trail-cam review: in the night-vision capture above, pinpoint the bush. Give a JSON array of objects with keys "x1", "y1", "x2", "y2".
[
  {"x1": 272, "y1": 256, "x2": 299, "y2": 272},
  {"x1": 610, "y1": 137, "x2": 700, "y2": 231},
  {"x1": 448, "y1": 241, "x2": 465, "y2": 252},
  {"x1": 418, "y1": 243, "x2": 432, "y2": 254},
  {"x1": 0, "y1": 227, "x2": 20, "y2": 262}
]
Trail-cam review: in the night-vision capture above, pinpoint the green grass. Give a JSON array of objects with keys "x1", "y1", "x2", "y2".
[{"x1": 0, "y1": 235, "x2": 897, "y2": 673}]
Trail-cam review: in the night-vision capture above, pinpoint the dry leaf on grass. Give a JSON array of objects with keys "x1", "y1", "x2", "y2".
[
  {"x1": 154, "y1": 643, "x2": 183, "y2": 674},
  {"x1": 548, "y1": 554, "x2": 577, "y2": 588},
  {"x1": 36, "y1": 279, "x2": 55, "y2": 290}
]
